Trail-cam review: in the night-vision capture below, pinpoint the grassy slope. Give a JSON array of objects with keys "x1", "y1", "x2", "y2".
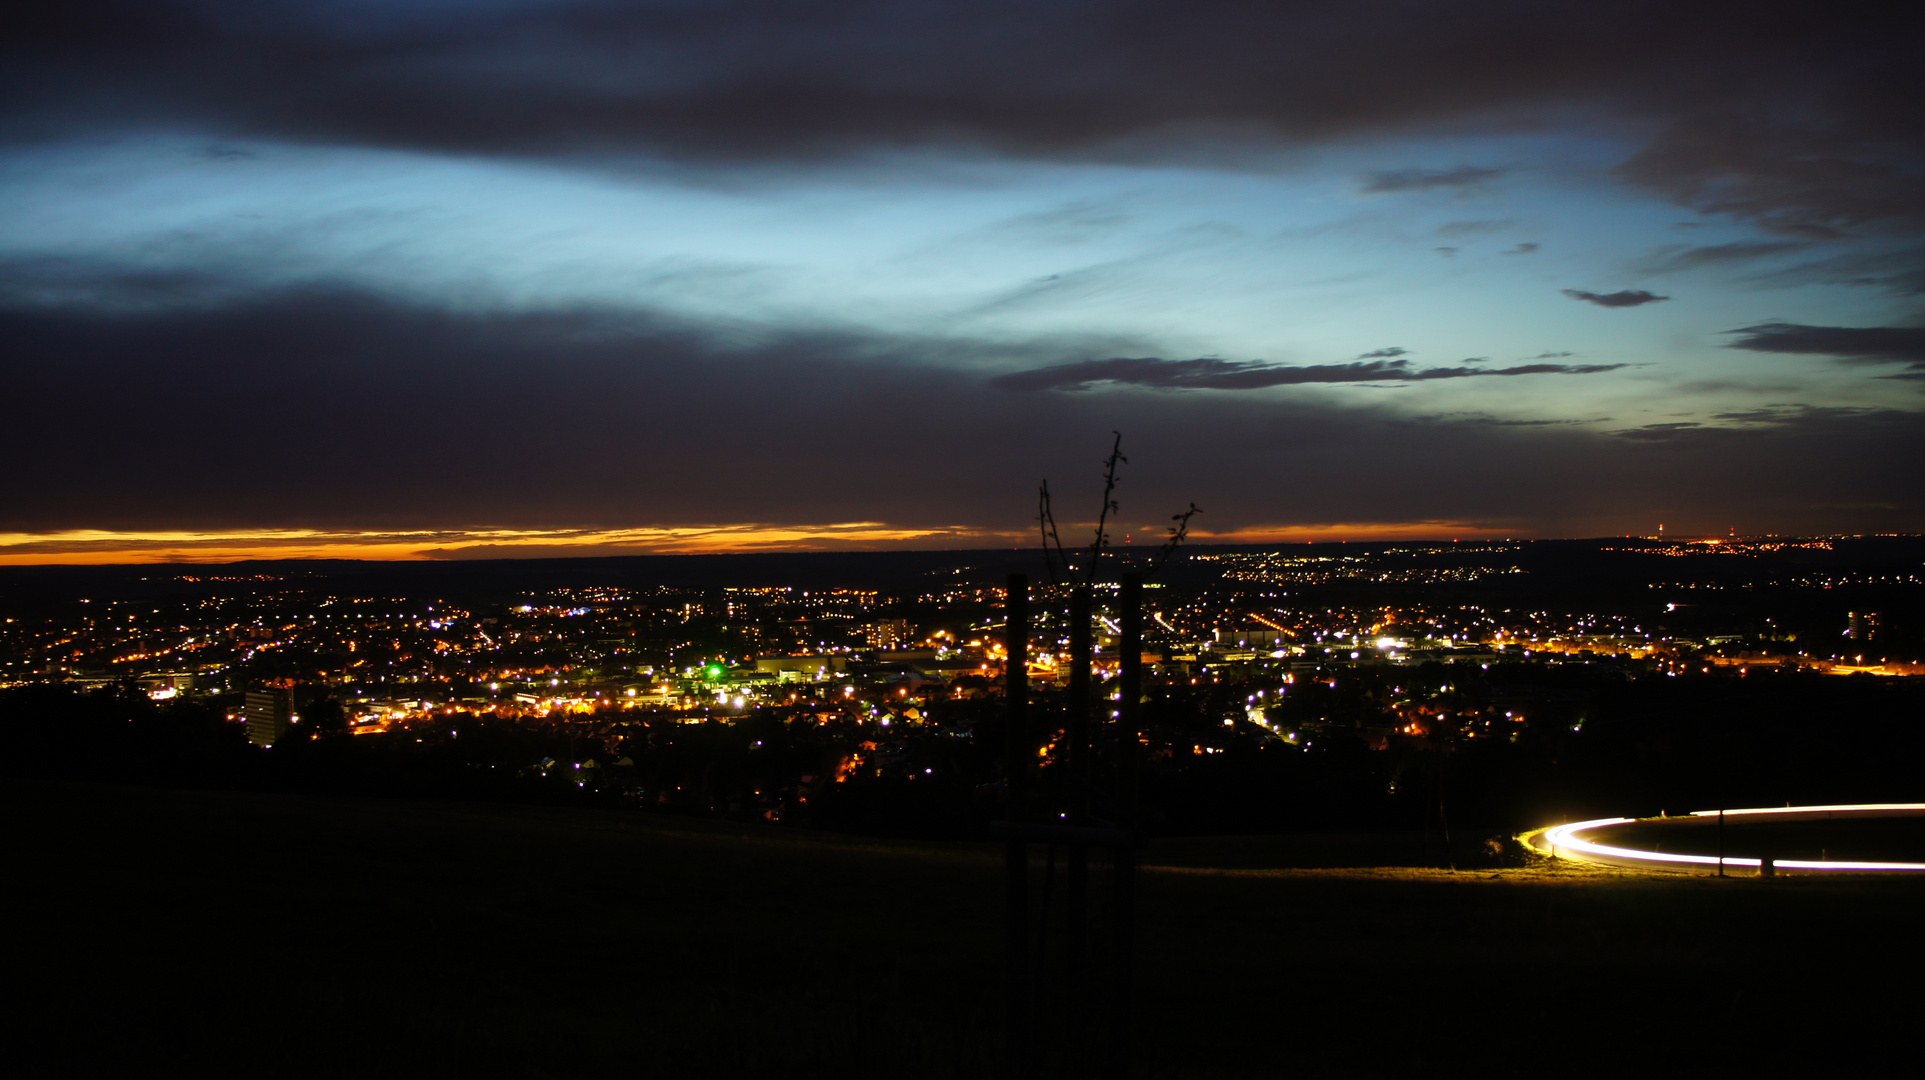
[{"x1": 8, "y1": 780, "x2": 1921, "y2": 1078}]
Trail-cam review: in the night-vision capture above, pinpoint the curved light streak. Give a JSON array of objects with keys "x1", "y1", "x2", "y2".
[
  {"x1": 1528, "y1": 804, "x2": 1925, "y2": 873},
  {"x1": 1686, "y1": 802, "x2": 1925, "y2": 818}
]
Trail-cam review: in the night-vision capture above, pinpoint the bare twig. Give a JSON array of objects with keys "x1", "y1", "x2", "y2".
[
  {"x1": 1042, "y1": 432, "x2": 1192, "y2": 583},
  {"x1": 1084, "y1": 432, "x2": 1127, "y2": 586},
  {"x1": 1145, "y1": 502, "x2": 1201, "y2": 578},
  {"x1": 1039, "y1": 480, "x2": 1069, "y2": 583}
]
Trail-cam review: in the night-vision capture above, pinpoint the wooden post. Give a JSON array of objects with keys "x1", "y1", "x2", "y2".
[
  {"x1": 1068, "y1": 586, "x2": 1093, "y2": 819},
  {"x1": 1066, "y1": 584, "x2": 1092, "y2": 1067},
  {"x1": 1005, "y1": 574, "x2": 1031, "y2": 1079},
  {"x1": 1118, "y1": 574, "x2": 1142, "y2": 824},
  {"x1": 1107, "y1": 573, "x2": 1142, "y2": 1080},
  {"x1": 1717, "y1": 807, "x2": 1725, "y2": 878}
]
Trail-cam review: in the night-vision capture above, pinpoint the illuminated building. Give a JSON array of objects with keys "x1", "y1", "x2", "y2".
[
  {"x1": 755, "y1": 655, "x2": 846, "y2": 681},
  {"x1": 1213, "y1": 626, "x2": 1282, "y2": 650},
  {"x1": 245, "y1": 688, "x2": 293, "y2": 747}
]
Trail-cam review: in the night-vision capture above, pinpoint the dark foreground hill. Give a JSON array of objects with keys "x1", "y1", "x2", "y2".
[{"x1": 8, "y1": 780, "x2": 1921, "y2": 1078}]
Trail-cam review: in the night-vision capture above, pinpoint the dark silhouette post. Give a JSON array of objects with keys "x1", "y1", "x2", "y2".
[
  {"x1": 1717, "y1": 806, "x2": 1725, "y2": 878},
  {"x1": 1066, "y1": 583, "x2": 1092, "y2": 1063},
  {"x1": 1017, "y1": 436, "x2": 1193, "y2": 1079},
  {"x1": 1108, "y1": 573, "x2": 1142, "y2": 1080},
  {"x1": 1005, "y1": 574, "x2": 1031, "y2": 1078},
  {"x1": 1118, "y1": 575, "x2": 1142, "y2": 823}
]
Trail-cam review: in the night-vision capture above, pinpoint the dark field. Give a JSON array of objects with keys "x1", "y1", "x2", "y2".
[{"x1": 9, "y1": 780, "x2": 1922, "y2": 1078}]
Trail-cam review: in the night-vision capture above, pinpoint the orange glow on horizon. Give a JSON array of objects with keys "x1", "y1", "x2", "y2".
[
  {"x1": 1, "y1": 519, "x2": 1535, "y2": 565},
  {"x1": 1198, "y1": 521, "x2": 1519, "y2": 544},
  {"x1": 0, "y1": 524, "x2": 1021, "y2": 565}
]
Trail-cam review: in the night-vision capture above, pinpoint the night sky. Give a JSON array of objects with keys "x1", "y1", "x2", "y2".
[{"x1": 4, "y1": 2, "x2": 1921, "y2": 562}]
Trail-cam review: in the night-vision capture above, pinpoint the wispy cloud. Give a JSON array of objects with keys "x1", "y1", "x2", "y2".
[
  {"x1": 1611, "y1": 404, "x2": 1914, "y2": 442},
  {"x1": 1360, "y1": 166, "x2": 1505, "y2": 194},
  {"x1": 1435, "y1": 220, "x2": 1511, "y2": 238},
  {"x1": 989, "y1": 355, "x2": 1624, "y2": 392},
  {"x1": 1739, "y1": 246, "x2": 1925, "y2": 296},
  {"x1": 1637, "y1": 241, "x2": 1810, "y2": 274}
]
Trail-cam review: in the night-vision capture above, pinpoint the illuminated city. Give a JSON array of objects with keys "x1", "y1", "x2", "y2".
[
  {"x1": 6, "y1": 535, "x2": 1919, "y2": 820},
  {"x1": 6, "y1": 2, "x2": 1923, "y2": 1075}
]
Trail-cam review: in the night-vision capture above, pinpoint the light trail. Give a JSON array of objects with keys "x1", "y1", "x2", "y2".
[
  {"x1": 1523, "y1": 804, "x2": 1925, "y2": 874},
  {"x1": 1686, "y1": 803, "x2": 1925, "y2": 819}
]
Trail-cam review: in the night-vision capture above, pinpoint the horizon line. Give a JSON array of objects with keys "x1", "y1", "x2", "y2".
[{"x1": 0, "y1": 528, "x2": 1910, "y2": 568}]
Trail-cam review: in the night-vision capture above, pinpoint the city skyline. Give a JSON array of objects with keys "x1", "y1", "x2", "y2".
[{"x1": 4, "y1": 2, "x2": 1921, "y2": 563}]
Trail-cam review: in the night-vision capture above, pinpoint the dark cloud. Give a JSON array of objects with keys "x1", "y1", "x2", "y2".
[
  {"x1": 1502, "y1": 242, "x2": 1539, "y2": 255},
  {"x1": 3, "y1": 7, "x2": 1921, "y2": 546},
  {"x1": 1428, "y1": 413, "x2": 1598, "y2": 427},
  {"x1": 1522, "y1": 351, "x2": 1575, "y2": 360},
  {"x1": 1356, "y1": 347, "x2": 1408, "y2": 359},
  {"x1": 1434, "y1": 246, "x2": 1459, "y2": 257},
  {"x1": 1463, "y1": 363, "x2": 1619, "y2": 377},
  {"x1": 1359, "y1": 167, "x2": 1505, "y2": 195},
  {"x1": 0, "y1": 286, "x2": 1916, "y2": 537},
  {"x1": 989, "y1": 355, "x2": 1623, "y2": 392},
  {"x1": 1562, "y1": 288, "x2": 1670, "y2": 308},
  {"x1": 1614, "y1": 107, "x2": 1925, "y2": 237},
  {"x1": 1724, "y1": 322, "x2": 1925, "y2": 373},
  {"x1": 3, "y1": 3, "x2": 1917, "y2": 234},
  {"x1": 1709, "y1": 404, "x2": 1873, "y2": 424},
  {"x1": 1613, "y1": 422, "x2": 1702, "y2": 441}
]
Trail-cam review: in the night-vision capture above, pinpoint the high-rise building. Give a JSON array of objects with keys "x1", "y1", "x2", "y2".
[
  {"x1": 1847, "y1": 612, "x2": 1881, "y2": 642},
  {"x1": 245, "y1": 688, "x2": 293, "y2": 747},
  {"x1": 865, "y1": 619, "x2": 913, "y2": 650}
]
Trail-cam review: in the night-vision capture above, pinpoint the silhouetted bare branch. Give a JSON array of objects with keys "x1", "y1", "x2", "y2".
[
  {"x1": 1145, "y1": 502, "x2": 1202, "y2": 578},
  {"x1": 1038, "y1": 480, "x2": 1069, "y2": 584},
  {"x1": 1084, "y1": 431, "x2": 1127, "y2": 586}
]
